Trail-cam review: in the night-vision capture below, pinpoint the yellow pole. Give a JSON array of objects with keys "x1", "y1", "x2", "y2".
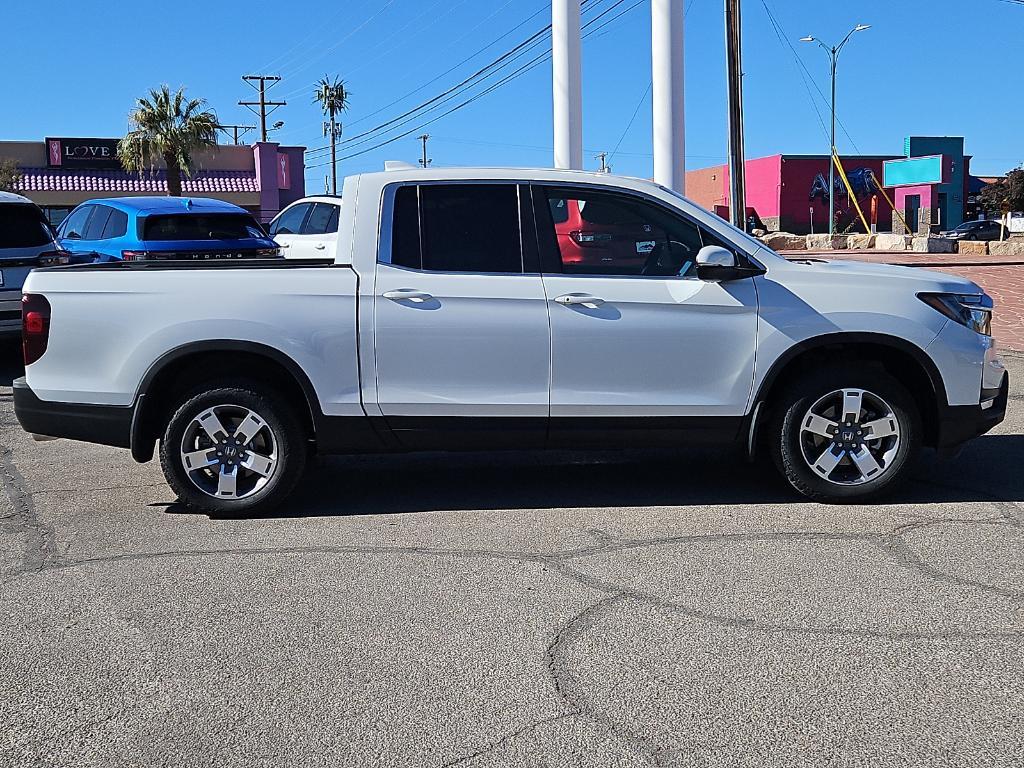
[
  {"x1": 832, "y1": 153, "x2": 870, "y2": 234},
  {"x1": 867, "y1": 170, "x2": 914, "y2": 235}
]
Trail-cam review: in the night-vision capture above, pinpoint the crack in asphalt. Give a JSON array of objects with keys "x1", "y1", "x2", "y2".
[
  {"x1": 0, "y1": 443, "x2": 59, "y2": 581},
  {"x1": 441, "y1": 711, "x2": 582, "y2": 767},
  {"x1": 2, "y1": 411, "x2": 1023, "y2": 765}
]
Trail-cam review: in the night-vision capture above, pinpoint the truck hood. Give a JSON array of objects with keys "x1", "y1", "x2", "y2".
[{"x1": 774, "y1": 256, "x2": 983, "y2": 295}]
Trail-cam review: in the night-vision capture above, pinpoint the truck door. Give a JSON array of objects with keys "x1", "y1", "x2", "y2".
[
  {"x1": 372, "y1": 182, "x2": 550, "y2": 449},
  {"x1": 532, "y1": 184, "x2": 759, "y2": 446}
]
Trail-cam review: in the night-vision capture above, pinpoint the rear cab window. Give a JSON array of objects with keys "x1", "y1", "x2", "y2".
[
  {"x1": 143, "y1": 213, "x2": 267, "y2": 241},
  {"x1": 387, "y1": 183, "x2": 523, "y2": 273}
]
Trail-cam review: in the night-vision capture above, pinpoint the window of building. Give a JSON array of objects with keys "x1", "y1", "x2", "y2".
[
  {"x1": 388, "y1": 184, "x2": 522, "y2": 273},
  {"x1": 536, "y1": 186, "x2": 708, "y2": 277}
]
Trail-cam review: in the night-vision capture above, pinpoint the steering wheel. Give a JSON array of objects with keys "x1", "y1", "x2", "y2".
[{"x1": 641, "y1": 240, "x2": 693, "y2": 276}]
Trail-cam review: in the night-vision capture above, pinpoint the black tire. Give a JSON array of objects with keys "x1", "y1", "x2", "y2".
[
  {"x1": 769, "y1": 366, "x2": 921, "y2": 503},
  {"x1": 159, "y1": 382, "x2": 307, "y2": 516}
]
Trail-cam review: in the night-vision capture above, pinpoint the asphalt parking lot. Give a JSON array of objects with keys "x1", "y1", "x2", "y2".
[{"x1": 1, "y1": 347, "x2": 1022, "y2": 768}]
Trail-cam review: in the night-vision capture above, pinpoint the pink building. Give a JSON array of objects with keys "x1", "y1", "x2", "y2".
[{"x1": 687, "y1": 154, "x2": 900, "y2": 234}]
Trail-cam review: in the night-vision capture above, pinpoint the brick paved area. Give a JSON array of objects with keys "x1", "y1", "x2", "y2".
[{"x1": 931, "y1": 265, "x2": 1024, "y2": 352}]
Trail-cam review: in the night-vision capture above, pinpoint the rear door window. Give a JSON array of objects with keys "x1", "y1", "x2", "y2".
[
  {"x1": 270, "y1": 203, "x2": 312, "y2": 236},
  {"x1": 303, "y1": 202, "x2": 339, "y2": 235},
  {"x1": 386, "y1": 184, "x2": 522, "y2": 273},
  {"x1": 0, "y1": 203, "x2": 54, "y2": 248},
  {"x1": 143, "y1": 213, "x2": 266, "y2": 241},
  {"x1": 83, "y1": 205, "x2": 112, "y2": 241},
  {"x1": 101, "y1": 208, "x2": 128, "y2": 239}
]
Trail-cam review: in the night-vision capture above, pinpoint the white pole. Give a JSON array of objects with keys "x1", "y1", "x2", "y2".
[
  {"x1": 652, "y1": 0, "x2": 685, "y2": 192},
  {"x1": 552, "y1": 0, "x2": 583, "y2": 170}
]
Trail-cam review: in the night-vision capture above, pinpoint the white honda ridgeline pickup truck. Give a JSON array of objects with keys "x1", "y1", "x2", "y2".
[{"x1": 14, "y1": 168, "x2": 1008, "y2": 514}]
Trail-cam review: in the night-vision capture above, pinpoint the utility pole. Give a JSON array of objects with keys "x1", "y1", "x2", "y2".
[
  {"x1": 418, "y1": 134, "x2": 432, "y2": 168},
  {"x1": 725, "y1": 0, "x2": 746, "y2": 230},
  {"x1": 219, "y1": 124, "x2": 257, "y2": 145},
  {"x1": 595, "y1": 152, "x2": 610, "y2": 173},
  {"x1": 239, "y1": 75, "x2": 286, "y2": 142},
  {"x1": 324, "y1": 119, "x2": 343, "y2": 195}
]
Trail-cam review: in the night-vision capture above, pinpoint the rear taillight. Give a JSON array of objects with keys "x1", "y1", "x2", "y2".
[
  {"x1": 22, "y1": 294, "x2": 51, "y2": 366},
  {"x1": 121, "y1": 250, "x2": 148, "y2": 261},
  {"x1": 36, "y1": 250, "x2": 71, "y2": 267}
]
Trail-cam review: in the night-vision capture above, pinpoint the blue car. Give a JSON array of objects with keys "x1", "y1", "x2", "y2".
[{"x1": 56, "y1": 196, "x2": 280, "y2": 263}]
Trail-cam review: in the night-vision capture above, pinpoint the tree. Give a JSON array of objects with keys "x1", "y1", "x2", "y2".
[
  {"x1": 118, "y1": 85, "x2": 220, "y2": 197},
  {"x1": 0, "y1": 158, "x2": 20, "y2": 193},
  {"x1": 314, "y1": 76, "x2": 349, "y2": 195},
  {"x1": 978, "y1": 168, "x2": 1024, "y2": 215}
]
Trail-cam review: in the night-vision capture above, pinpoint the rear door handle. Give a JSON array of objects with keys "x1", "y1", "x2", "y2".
[
  {"x1": 554, "y1": 293, "x2": 605, "y2": 306},
  {"x1": 314, "y1": 243, "x2": 326, "y2": 250},
  {"x1": 383, "y1": 289, "x2": 434, "y2": 303}
]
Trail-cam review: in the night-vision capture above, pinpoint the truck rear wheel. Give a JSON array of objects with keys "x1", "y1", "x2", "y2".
[
  {"x1": 770, "y1": 367, "x2": 921, "y2": 503},
  {"x1": 159, "y1": 383, "x2": 307, "y2": 515}
]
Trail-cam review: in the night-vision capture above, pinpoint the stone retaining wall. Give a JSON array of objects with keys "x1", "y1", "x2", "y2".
[{"x1": 758, "y1": 231, "x2": 1022, "y2": 256}]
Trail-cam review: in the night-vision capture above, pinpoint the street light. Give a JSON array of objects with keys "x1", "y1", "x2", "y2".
[{"x1": 801, "y1": 24, "x2": 871, "y2": 235}]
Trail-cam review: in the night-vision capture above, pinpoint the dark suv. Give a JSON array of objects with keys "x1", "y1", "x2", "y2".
[{"x1": 0, "y1": 192, "x2": 68, "y2": 334}]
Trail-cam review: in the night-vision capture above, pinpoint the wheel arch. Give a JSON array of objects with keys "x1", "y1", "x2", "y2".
[
  {"x1": 130, "y1": 340, "x2": 322, "y2": 462},
  {"x1": 753, "y1": 332, "x2": 948, "y2": 448}
]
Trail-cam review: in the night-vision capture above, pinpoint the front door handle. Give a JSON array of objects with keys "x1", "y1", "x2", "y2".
[
  {"x1": 554, "y1": 293, "x2": 605, "y2": 307},
  {"x1": 383, "y1": 289, "x2": 434, "y2": 303},
  {"x1": 314, "y1": 243, "x2": 327, "y2": 250}
]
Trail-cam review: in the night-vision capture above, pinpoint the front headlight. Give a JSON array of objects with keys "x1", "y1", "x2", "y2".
[{"x1": 918, "y1": 292, "x2": 993, "y2": 336}]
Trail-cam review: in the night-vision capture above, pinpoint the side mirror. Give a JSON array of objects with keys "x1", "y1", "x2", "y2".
[{"x1": 696, "y1": 245, "x2": 741, "y2": 281}]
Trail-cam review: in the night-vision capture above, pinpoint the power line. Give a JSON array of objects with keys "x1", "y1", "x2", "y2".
[
  {"x1": 275, "y1": 0, "x2": 400, "y2": 94},
  {"x1": 609, "y1": 81, "x2": 652, "y2": 165},
  {"x1": 760, "y1": 0, "x2": 862, "y2": 153},
  {"x1": 308, "y1": 0, "x2": 647, "y2": 169},
  {"x1": 306, "y1": 0, "x2": 627, "y2": 161},
  {"x1": 305, "y1": 0, "x2": 601, "y2": 157}
]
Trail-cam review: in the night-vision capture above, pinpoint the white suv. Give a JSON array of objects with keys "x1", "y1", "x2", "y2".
[{"x1": 268, "y1": 196, "x2": 342, "y2": 260}]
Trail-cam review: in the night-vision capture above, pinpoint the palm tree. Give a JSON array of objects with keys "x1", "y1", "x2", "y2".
[
  {"x1": 118, "y1": 85, "x2": 220, "y2": 197},
  {"x1": 314, "y1": 76, "x2": 349, "y2": 195}
]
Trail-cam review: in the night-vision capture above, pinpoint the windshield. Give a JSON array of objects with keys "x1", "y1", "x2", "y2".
[
  {"x1": 143, "y1": 213, "x2": 268, "y2": 241},
  {"x1": 0, "y1": 204, "x2": 54, "y2": 248}
]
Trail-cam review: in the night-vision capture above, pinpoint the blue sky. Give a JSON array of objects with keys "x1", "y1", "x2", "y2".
[{"x1": 3, "y1": 0, "x2": 1022, "y2": 190}]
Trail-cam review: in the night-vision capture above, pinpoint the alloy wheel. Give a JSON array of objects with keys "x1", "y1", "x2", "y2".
[
  {"x1": 179, "y1": 404, "x2": 278, "y2": 500},
  {"x1": 798, "y1": 388, "x2": 901, "y2": 486}
]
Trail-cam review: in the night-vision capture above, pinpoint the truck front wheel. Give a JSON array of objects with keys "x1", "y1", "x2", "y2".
[
  {"x1": 770, "y1": 367, "x2": 921, "y2": 503},
  {"x1": 159, "y1": 383, "x2": 307, "y2": 515}
]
